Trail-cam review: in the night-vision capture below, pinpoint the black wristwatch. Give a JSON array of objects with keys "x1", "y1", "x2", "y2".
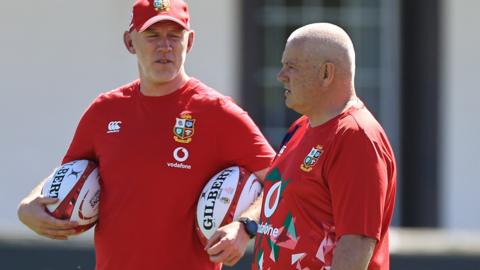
[{"x1": 238, "y1": 217, "x2": 258, "y2": 239}]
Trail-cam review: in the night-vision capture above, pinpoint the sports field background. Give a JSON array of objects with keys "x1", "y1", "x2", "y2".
[{"x1": 1, "y1": 229, "x2": 480, "y2": 270}]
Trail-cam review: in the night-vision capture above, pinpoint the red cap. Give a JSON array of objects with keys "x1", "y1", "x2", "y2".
[{"x1": 130, "y1": 0, "x2": 190, "y2": 32}]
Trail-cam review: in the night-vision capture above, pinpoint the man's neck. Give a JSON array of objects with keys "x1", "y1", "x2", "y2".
[
  {"x1": 308, "y1": 95, "x2": 359, "y2": 127},
  {"x1": 140, "y1": 73, "x2": 190, "y2": 97}
]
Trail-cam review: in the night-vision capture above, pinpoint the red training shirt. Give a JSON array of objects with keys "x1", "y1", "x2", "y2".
[
  {"x1": 63, "y1": 78, "x2": 275, "y2": 270},
  {"x1": 253, "y1": 101, "x2": 396, "y2": 270}
]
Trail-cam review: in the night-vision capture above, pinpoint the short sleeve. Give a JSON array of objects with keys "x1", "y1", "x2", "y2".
[
  {"x1": 62, "y1": 98, "x2": 100, "y2": 164},
  {"x1": 215, "y1": 98, "x2": 275, "y2": 173},
  {"x1": 326, "y1": 129, "x2": 389, "y2": 241}
]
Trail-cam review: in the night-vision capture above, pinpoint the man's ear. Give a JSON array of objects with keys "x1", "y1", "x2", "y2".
[
  {"x1": 186, "y1": 30, "x2": 195, "y2": 53},
  {"x1": 320, "y1": 62, "x2": 335, "y2": 86},
  {"x1": 123, "y1": 31, "x2": 136, "y2": 54}
]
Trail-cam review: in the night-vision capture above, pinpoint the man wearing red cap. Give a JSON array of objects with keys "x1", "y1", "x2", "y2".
[{"x1": 17, "y1": 1, "x2": 275, "y2": 269}]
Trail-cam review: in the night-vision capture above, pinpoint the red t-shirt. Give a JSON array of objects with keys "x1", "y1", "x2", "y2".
[
  {"x1": 63, "y1": 78, "x2": 275, "y2": 270},
  {"x1": 253, "y1": 102, "x2": 396, "y2": 270}
]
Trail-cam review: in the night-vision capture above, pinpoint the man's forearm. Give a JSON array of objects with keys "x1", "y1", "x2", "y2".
[
  {"x1": 331, "y1": 234, "x2": 376, "y2": 270},
  {"x1": 238, "y1": 193, "x2": 263, "y2": 222},
  {"x1": 238, "y1": 167, "x2": 269, "y2": 222}
]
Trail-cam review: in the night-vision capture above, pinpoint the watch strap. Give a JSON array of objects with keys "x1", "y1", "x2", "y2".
[{"x1": 238, "y1": 217, "x2": 257, "y2": 239}]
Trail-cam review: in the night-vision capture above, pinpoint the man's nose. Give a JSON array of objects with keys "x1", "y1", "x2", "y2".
[
  {"x1": 157, "y1": 37, "x2": 172, "y2": 51},
  {"x1": 277, "y1": 68, "x2": 287, "y2": 83}
]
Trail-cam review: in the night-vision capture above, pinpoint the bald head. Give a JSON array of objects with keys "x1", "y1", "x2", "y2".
[
  {"x1": 287, "y1": 23, "x2": 356, "y2": 78},
  {"x1": 278, "y1": 23, "x2": 358, "y2": 124}
]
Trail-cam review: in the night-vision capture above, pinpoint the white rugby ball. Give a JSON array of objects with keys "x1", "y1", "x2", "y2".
[
  {"x1": 42, "y1": 160, "x2": 100, "y2": 233},
  {"x1": 195, "y1": 166, "x2": 262, "y2": 245}
]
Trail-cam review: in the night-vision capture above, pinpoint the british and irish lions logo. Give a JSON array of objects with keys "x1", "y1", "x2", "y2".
[
  {"x1": 154, "y1": 0, "x2": 170, "y2": 11},
  {"x1": 300, "y1": 145, "x2": 323, "y2": 172},
  {"x1": 173, "y1": 114, "x2": 195, "y2": 143}
]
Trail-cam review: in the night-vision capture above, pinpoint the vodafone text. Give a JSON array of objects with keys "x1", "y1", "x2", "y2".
[
  {"x1": 202, "y1": 169, "x2": 233, "y2": 230},
  {"x1": 166, "y1": 162, "x2": 191, "y2": 169},
  {"x1": 257, "y1": 222, "x2": 280, "y2": 237}
]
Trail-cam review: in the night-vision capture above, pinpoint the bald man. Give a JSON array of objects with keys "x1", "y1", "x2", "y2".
[{"x1": 252, "y1": 23, "x2": 397, "y2": 270}]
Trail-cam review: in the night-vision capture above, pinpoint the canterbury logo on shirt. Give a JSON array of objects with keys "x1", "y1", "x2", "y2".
[{"x1": 107, "y1": 121, "x2": 122, "y2": 133}]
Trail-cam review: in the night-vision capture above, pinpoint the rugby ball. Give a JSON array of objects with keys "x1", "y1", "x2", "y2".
[
  {"x1": 42, "y1": 160, "x2": 100, "y2": 233},
  {"x1": 195, "y1": 166, "x2": 262, "y2": 245}
]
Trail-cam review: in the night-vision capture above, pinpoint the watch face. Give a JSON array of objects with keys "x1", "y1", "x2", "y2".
[{"x1": 245, "y1": 220, "x2": 258, "y2": 238}]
